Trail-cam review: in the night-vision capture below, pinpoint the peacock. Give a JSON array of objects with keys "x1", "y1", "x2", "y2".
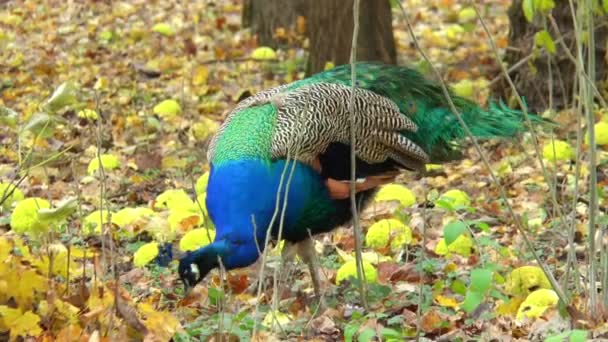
[{"x1": 178, "y1": 63, "x2": 542, "y2": 295}]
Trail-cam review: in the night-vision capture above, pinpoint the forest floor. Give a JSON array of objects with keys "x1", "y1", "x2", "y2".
[{"x1": 1, "y1": 0, "x2": 607, "y2": 341}]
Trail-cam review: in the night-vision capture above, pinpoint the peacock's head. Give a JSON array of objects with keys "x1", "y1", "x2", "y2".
[{"x1": 178, "y1": 242, "x2": 227, "y2": 293}]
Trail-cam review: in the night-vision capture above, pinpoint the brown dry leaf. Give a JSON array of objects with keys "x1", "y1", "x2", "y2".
[
  {"x1": 251, "y1": 332, "x2": 282, "y2": 342},
  {"x1": 135, "y1": 151, "x2": 163, "y2": 171},
  {"x1": 179, "y1": 286, "x2": 208, "y2": 307},
  {"x1": 116, "y1": 296, "x2": 148, "y2": 335},
  {"x1": 389, "y1": 263, "x2": 422, "y2": 283},
  {"x1": 376, "y1": 262, "x2": 399, "y2": 283},
  {"x1": 227, "y1": 273, "x2": 249, "y2": 294},
  {"x1": 421, "y1": 309, "x2": 448, "y2": 334},
  {"x1": 203, "y1": 332, "x2": 240, "y2": 342},
  {"x1": 296, "y1": 16, "x2": 306, "y2": 34},
  {"x1": 56, "y1": 324, "x2": 89, "y2": 341},
  {"x1": 310, "y1": 315, "x2": 340, "y2": 339}
]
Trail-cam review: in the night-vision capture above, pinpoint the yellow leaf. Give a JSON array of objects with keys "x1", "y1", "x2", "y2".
[
  {"x1": 585, "y1": 121, "x2": 608, "y2": 146},
  {"x1": 251, "y1": 46, "x2": 277, "y2": 60},
  {"x1": 161, "y1": 156, "x2": 187, "y2": 169},
  {"x1": 438, "y1": 189, "x2": 471, "y2": 207},
  {"x1": 192, "y1": 66, "x2": 209, "y2": 86},
  {"x1": 139, "y1": 303, "x2": 182, "y2": 341},
  {"x1": 365, "y1": 218, "x2": 412, "y2": 251},
  {"x1": 516, "y1": 289, "x2": 559, "y2": 320},
  {"x1": 434, "y1": 235, "x2": 473, "y2": 257},
  {"x1": 179, "y1": 228, "x2": 215, "y2": 252},
  {"x1": 10, "y1": 197, "x2": 51, "y2": 235},
  {"x1": 335, "y1": 260, "x2": 378, "y2": 284},
  {"x1": 542, "y1": 139, "x2": 574, "y2": 163},
  {"x1": 83, "y1": 209, "x2": 114, "y2": 235},
  {"x1": 191, "y1": 118, "x2": 219, "y2": 140},
  {"x1": 13, "y1": 312, "x2": 41, "y2": 339},
  {"x1": 0, "y1": 263, "x2": 48, "y2": 309},
  {"x1": 134, "y1": 242, "x2": 159, "y2": 267},
  {"x1": 458, "y1": 7, "x2": 476, "y2": 23},
  {"x1": 153, "y1": 99, "x2": 181, "y2": 118},
  {"x1": 435, "y1": 294, "x2": 459, "y2": 308},
  {"x1": 152, "y1": 23, "x2": 175, "y2": 37},
  {"x1": 0, "y1": 307, "x2": 43, "y2": 340},
  {"x1": 195, "y1": 172, "x2": 210, "y2": 194},
  {"x1": 496, "y1": 296, "x2": 525, "y2": 316},
  {"x1": 154, "y1": 189, "x2": 193, "y2": 210},
  {"x1": 78, "y1": 109, "x2": 99, "y2": 120},
  {"x1": 505, "y1": 266, "x2": 552, "y2": 296},
  {"x1": 88, "y1": 154, "x2": 120, "y2": 175},
  {"x1": 374, "y1": 184, "x2": 416, "y2": 207},
  {"x1": 262, "y1": 311, "x2": 292, "y2": 329},
  {"x1": 451, "y1": 79, "x2": 474, "y2": 99}
]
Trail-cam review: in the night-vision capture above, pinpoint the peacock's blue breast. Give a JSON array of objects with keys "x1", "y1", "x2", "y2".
[{"x1": 206, "y1": 158, "x2": 337, "y2": 244}]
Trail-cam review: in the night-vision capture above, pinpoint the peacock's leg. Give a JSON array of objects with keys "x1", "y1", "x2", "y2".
[
  {"x1": 276, "y1": 240, "x2": 298, "y2": 292},
  {"x1": 295, "y1": 238, "x2": 324, "y2": 301},
  {"x1": 281, "y1": 240, "x2": 297, "y2": 264}
]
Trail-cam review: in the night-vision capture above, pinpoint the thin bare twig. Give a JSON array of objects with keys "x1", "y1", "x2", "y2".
[{"x1": 348, "y1": 0, "x2": 368, "y2": 310}]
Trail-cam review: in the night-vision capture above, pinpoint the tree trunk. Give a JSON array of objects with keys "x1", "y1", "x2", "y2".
[
  {"x1": 242, "y1": 0, "x2": 308, "y2": 48},
  {"x1": 492, "y1": 0, "x2": 607, "y2": 111},
  {"x1": 306, "y1": 0, "x2": 397, "y2": 75}
]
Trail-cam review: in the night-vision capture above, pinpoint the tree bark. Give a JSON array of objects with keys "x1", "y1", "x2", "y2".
[
  {"x1": 493, "y1": 0, "x2": 607, "y2": 111},
  {"x1": 306, "y1": 0, "x2": 397, "y2": 75},
  {"x1": 242, "y1": 0, "x2": 308, "y2": 48},
  {"x1": 243, "y1": 0, "x2": 396, "y2": 75}
]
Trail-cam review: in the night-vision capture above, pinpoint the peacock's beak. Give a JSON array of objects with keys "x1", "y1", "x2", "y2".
[{"x1": 182, "y1": 280, "x2": 193, "y2": 296}]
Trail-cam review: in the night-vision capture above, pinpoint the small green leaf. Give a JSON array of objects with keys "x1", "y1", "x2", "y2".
[
  {"x1": 472, "y1": 221, "x2": 490, "y2": 232},
  {"x1": 444, "y1": 220, "x2": 467, "y2": 245},
  {"x1": 470, "y1": 268, "x2": 492, "y2": 293},
  {"x1": 344, "y1": 323, "x2": 358, "y2": 342},
  {"x1": 434, "y1": 199, "x2": 455, "y2": 212},
  {"x1": 545, "y1": 329, "x2": 588, "y2": 342},
  {"x1": 535, "y1": 30, "x2": 556, "y2": 54},
  {"x1": 450, "y1": 278, "x2": 467, "y2": 295},
  {"x1": 603, "y1": 0, "x2": 608, "y2": 13},
  {"x1": 358, "y1": 328, "x2": 376, "y2": 342},
  {"x1": 461, "y1": 290, "x2": 484, "y2": 313},
  {"x1": 570, "y1": 329, "x2": 589, "y2": 342},
  {"x1": 381, "y1": 327, "x2": 402, "y2": 339},
  {"x1": 522, "y1": 0, "x2": 535, "y2": 22},
  {"x1": 208, "y1": 287, "x2": 224, "y2": 306}
]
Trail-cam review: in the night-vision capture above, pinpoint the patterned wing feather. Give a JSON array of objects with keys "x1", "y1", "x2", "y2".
[{"x1": 268, "y1": 82, "x2": 429, "y2": 170}]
